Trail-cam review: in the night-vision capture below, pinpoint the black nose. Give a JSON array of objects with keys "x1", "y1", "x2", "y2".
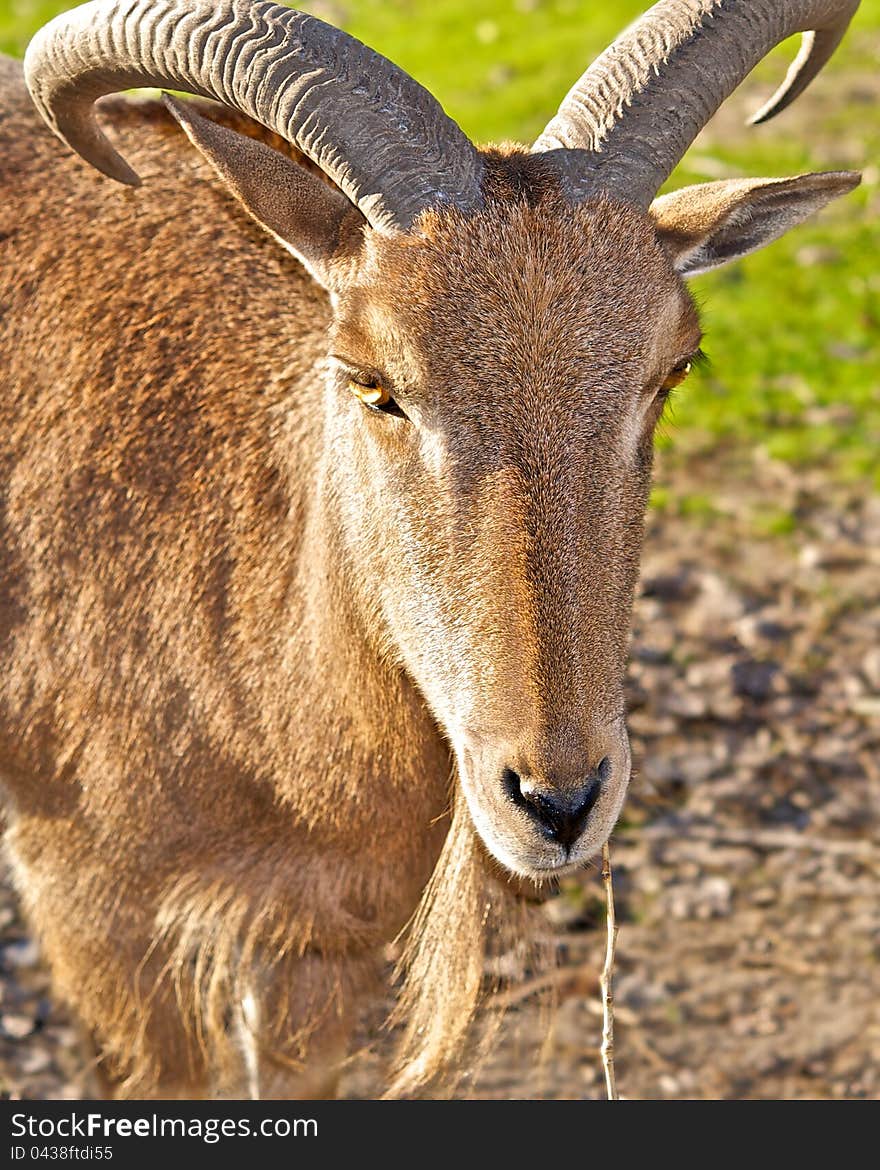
[{"x1": 502, "y1": 758, "x2": 609, "y2": 850}]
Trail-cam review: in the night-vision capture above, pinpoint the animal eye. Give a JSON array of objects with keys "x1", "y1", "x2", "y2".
[
  {"x1": 659, "y1": 360, "x2": 692, "y2": 394},
  {"x1": 348, "y1": 376, "x2": 389, "y2": 407},
  {"x1": 347, "y1": 377, "x2": 406, "y2": 418}
]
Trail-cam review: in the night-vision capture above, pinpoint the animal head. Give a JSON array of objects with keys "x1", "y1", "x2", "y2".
[{"x1": 25, "y1": 0, "x2": 861, "y2": 877}]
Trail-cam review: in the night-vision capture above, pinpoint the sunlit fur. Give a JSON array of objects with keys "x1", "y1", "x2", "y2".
[{"x1": 0, "y1": 67, "x2": 709, "y2": 1098}]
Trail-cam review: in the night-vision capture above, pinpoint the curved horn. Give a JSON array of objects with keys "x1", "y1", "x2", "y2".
[
  {"x1": 532, "y1": 0, "x2": 860, "y2": 209},
  {"x1": 24, "y1": 0, "x2": 483, "y2": 231}
]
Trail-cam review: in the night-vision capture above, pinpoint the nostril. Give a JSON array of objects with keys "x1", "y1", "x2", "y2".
[
  {"x1": 572, "y1": 774, "x2": 601, "y2": 822},
  {"x1": 502, "y1": 766, "x2": 530, "y2": 812},
  {"x1": 502, "y1": 760, "x2": 608, "y2": 850}
]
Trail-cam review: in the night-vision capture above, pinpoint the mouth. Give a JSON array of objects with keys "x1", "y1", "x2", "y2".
[
  {"x1": 453, "y1": 736, "x2": 631, "y2": 880},
  {"x1": 460, "y1": 775, "x2": 627, "y2": 880},
  {"x1": 526, "y1": 853, "x2": 599, "y2": 878}
]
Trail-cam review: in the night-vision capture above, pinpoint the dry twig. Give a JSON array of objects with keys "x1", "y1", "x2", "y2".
[{"x1": 600, "y1": 842, "x2": 619, "y2": 1100}]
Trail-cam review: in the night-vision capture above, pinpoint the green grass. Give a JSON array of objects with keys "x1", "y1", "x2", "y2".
[{"x1": 3, "y1": 0, "x2": 878, "y2": 488}]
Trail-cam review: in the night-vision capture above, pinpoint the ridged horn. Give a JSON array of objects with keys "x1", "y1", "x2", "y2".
[
  {"x1": 24, "y1": 0, "x2": 483, "y2": 231},
  {"x1": 532, "y1": 0, "x2": 860, "y2": 208}
]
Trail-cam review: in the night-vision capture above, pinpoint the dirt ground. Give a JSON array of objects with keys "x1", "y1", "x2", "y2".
[
  {"x1": 2, "y1": 448, "x2": 877, "y2": 1101},
  {"x1": 470, "y1": 453, "x2": 880, "y2": 1101}
]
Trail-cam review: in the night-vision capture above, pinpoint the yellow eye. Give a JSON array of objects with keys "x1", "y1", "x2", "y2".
[
  {"x1": 660, "y1": 361, "x2": 692, "y2": 393},
  {"x1": 343, "y1": 371, "x2": 407, "y2": 419},
  {"x1": 348, "y1": 378, "x2": 391, "y2": 408}
]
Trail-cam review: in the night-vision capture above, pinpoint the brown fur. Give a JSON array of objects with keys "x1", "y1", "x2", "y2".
[
  {"x1": 0, "y1": 50, "x2": 855, "y2": 1096},
  {"x1": 1, "y1": 68, "x2": 449, "y2": 1094}
]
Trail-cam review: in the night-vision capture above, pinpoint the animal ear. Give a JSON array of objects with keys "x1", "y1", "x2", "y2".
[
  {"x1": 650, "y1": 171, "x2": 860, "y2": 277},
  {"x1": 163, "y1": 96, "x2": 366, "y2": 291}
]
